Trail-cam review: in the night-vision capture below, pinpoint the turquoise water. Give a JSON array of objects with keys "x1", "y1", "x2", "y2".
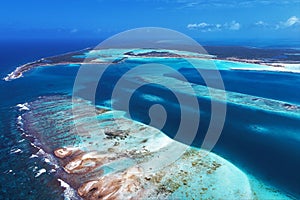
[
  {"x1": 93, "y1": 62, "x2": 300, "y2": 197},
  {"x1": 0, "y1": 41, "x2": 300, "y2": 199}
]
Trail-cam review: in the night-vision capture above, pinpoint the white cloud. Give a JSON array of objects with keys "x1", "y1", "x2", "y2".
[
  {"x1": 187, "y1": 20, "x2": 241, "y2": 31},
  {"x1": 284, "y1": 16, "x2": 300, "y2": 27},
  {"x1": 255, "y1": 20, "x2": 268, "y2": 26},
  {"x1": 187, "y1": 23, "x2": 198, "y2": 29},
  {"x1": 197, "y1": 22, "x2": 210, "y2": 28},
  {"x1": 188, "y1": 16, "x2": 300, "y2": 32},
  {"x1": 187, "y1": 23, "x2": 209, "y2": 29},
  {"x1": 276, "y1": 16, "x2": 300, "y2": 29},
  {"x1": 187, "y1": 22, "x2": 222, "y2": 32},
  {"x1": 228, "y1": 21, "x2": 241, "y2": 30},
  {"x1": 254, "y1": 17, "x2": 300, "y2": 29}
]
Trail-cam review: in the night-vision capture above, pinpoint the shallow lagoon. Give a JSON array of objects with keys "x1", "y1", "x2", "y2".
[{"x1": 1, "y1": 47, "x2": 300, "y2": 199}]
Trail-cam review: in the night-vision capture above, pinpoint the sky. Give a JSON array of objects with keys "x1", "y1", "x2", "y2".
[{"x1": 0, "y1": 0, "x2": 299, "y2": 44}]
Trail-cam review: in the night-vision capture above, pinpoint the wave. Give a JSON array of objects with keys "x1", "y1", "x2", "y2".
[
  {"x1": 34, "y1": 168, "x2": 46, "y2": 178},
  {"x1": 58, "y1": 179, "x2": 81, "y2": 200},
  {"x1": 15, "y1": 101, "x2": 76, "y2": 199},
  {"x1": 16, "y1": 103, "x2": 30, "y2": 111}
]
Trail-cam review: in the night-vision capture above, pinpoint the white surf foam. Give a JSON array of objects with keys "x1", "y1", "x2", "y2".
[
  {"x1": 58, "y1": 179, "x2": 79, "y2": 200},
  {"x1": 35, "y1": 168, "x2": 46, "y2": 177},
  {"x1": 29, "y1": 154, "x2": 38, "y2": 159},
  {"x1": 10, "y1": 148, "x2": 22, "y2": 154},
  {"x1": 16, "y1": 103, "x2": 30, "y2": 111}
]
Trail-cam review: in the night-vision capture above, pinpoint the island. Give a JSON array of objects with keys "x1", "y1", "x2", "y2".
[{"x1": 4, "y1": 46, "x2": 300, "y2": 81}]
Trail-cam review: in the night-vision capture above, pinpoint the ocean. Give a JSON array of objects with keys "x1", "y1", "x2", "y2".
[
  {"x1": 0, "y1": 39, "x2": 299, "y2": 199},
  {"x1": 0, "y1": 39, "x2": 99, "y2": 199}
]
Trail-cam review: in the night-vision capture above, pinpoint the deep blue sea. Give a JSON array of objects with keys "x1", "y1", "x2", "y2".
[
  {"x1": 0, "y1": 39, "x2": 300, "y2": 199},
  {"x1": 0, "y1": 39, "x2": 99, "y2": 199}
]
